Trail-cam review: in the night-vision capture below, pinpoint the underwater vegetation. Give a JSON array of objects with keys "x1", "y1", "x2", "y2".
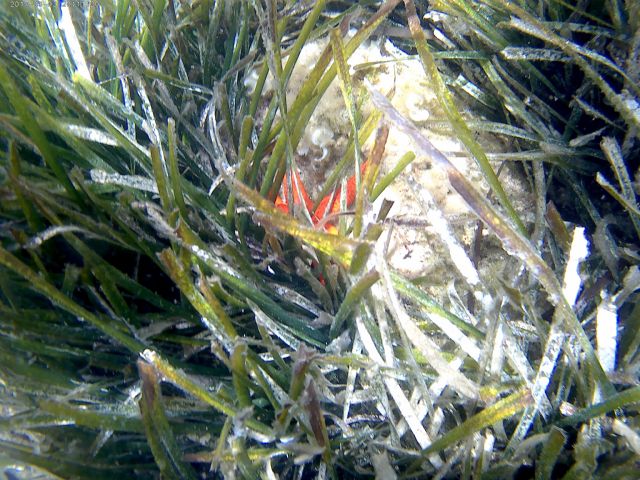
[{"x1": 0, "y1": 0, "x2": 639, "y2": 478}]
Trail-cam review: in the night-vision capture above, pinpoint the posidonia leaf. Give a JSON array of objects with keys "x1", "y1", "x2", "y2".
[
  {"x1": 138, "y1": 360, "x2": 198, "y2": 480},
  {"x1": 419, "y1": 389, "x2": 532, "y2": 458},
  {"x1": 231, "y1": 177, "x2": 369, "y2": 269},
  {"x1": 536, "y1": 427, "x2": 567, "y2": 480},
  {"x1": 557, "y1": 386, "x2": 640, "y2": 427},
  {"x1": 331, "y1": 27, "x2": 364, "y2": 235}
]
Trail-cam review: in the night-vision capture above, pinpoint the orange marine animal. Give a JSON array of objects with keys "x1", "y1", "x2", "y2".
[{"x1": 274, "y1": 160, "x2": 370, "y2": 233}]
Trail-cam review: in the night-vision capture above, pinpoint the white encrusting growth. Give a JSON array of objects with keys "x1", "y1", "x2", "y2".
[
  {"x1": 562, "y1": 227, "x2": 589, "y2": 306},
  {"x1": 65, "y1": 124, "x2": 119, "y2": 146},
  {"x1": 596, "y1": 300, "x2": 617, "y2": 373},
  {"x1": 23, "y1": 225, "x2": 89, "y2": 249},
  {"x1": 90, "y1": 170, "x2": 159, "y2": 193}
]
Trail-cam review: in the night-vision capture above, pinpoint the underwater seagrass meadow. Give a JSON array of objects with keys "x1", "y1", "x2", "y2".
[{"x1": 1, "y1": 0, "x2": 640, "y2": 478}]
